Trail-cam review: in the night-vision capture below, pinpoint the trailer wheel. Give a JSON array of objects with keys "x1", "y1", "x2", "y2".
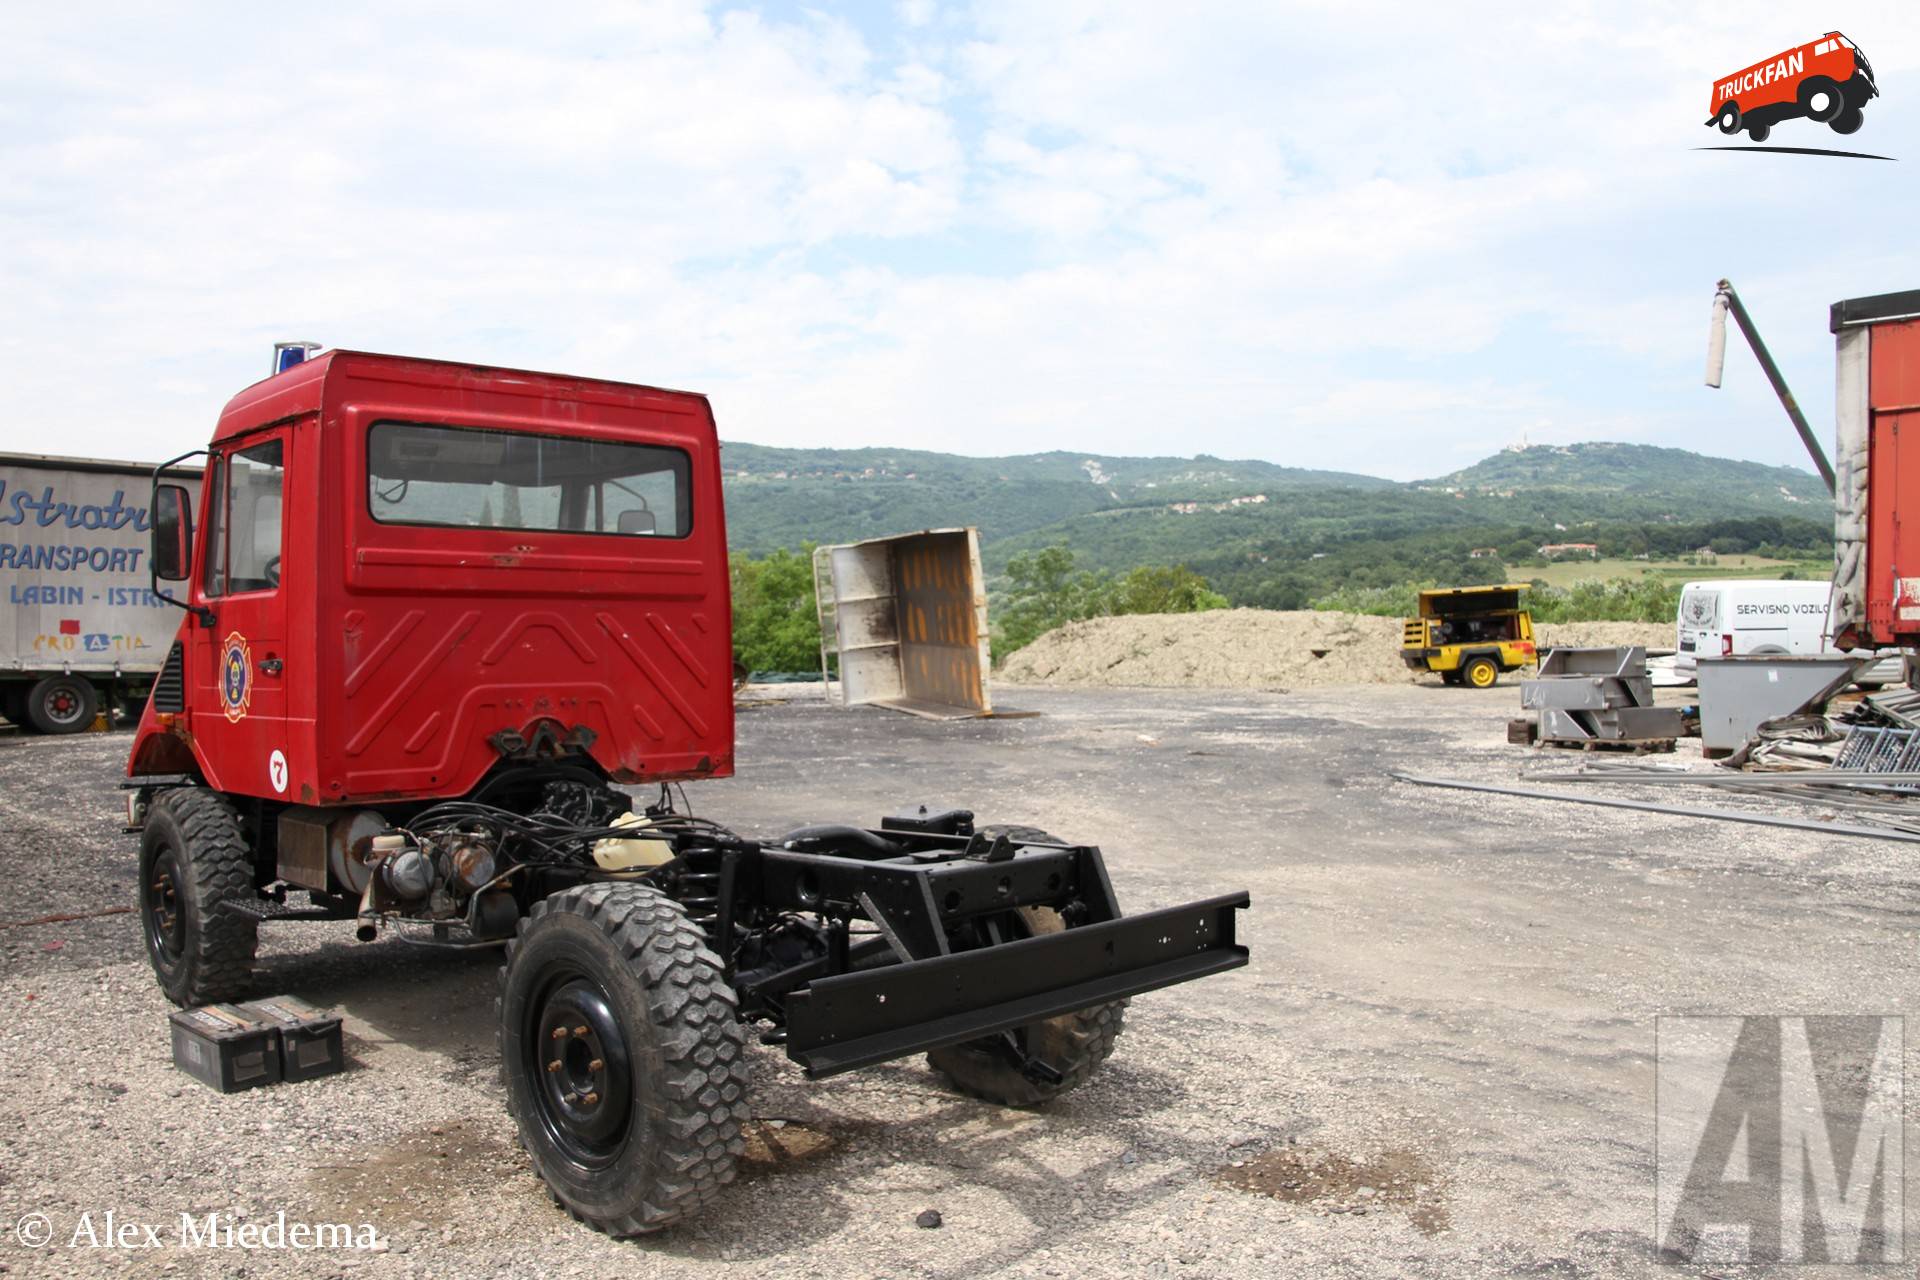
[
  {"x1": 1, "y1": 686, "x2": 25, "y2": 728},
  {"x1": 25, "y1": 675, "x2": 97, "y2": 734},
  {"x1": 1716, "y1": 103, "x2": 1741, "y2": 134},
  {"x1": 498, "y1": 884, "x2": 748, "y2": 1237},
  {"x1": 139, "y1": 788, "x2": 259, "y2": 1005},
  {"x1": 1463, "y1": 656, "x2": 1500, "y2": 689}
]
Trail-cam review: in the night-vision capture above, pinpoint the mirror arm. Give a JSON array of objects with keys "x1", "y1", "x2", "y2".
[{"x1": 150, "y1": 449, "x2": 215, "y2": 628}]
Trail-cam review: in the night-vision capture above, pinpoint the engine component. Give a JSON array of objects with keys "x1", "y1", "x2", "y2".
[
  {"x1": 449, "y1": 840, "x2": 497, "y2": 894},
  {"x1": 533, "y1": 779, "x2": 630, "y2": 830},
  {"x1": 380, "y1": 847, "x2": 435, "y2": 901},
  {"x1": 591, "y1": 812, "x2": 674, "y2": 872},
  {"x1": 880, "y1": 805, "x2": 975, "y2": 837},
  {"x1": 275, "y1": 808, "x2": 388, "y2": 894},
  {"x1": 467, "y1": 890, "x2": 519, "y2": 940}
]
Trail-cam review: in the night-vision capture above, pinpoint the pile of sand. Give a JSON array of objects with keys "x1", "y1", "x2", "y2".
[{"x1": 996, "y1": 609, "x2": 1672, "y2": 689}]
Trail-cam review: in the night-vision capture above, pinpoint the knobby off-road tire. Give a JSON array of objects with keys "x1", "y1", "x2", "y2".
[
  {"x1": 139, "y1": 788, "x2": 259, "y2": 1005},
  {"x1": 926, "y1": 826, "x2": 1127, "y2": 1107},
  {"x1": 498, "y1": 884, "x2": 748, "y2": 1236}
]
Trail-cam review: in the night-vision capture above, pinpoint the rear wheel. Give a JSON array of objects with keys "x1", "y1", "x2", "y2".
[
  {"x1": 499, "y1": 884, "x2": 748, "y2": 1236},
  {"x1": 927, "y1": 826, "x2": 1127, "y2": 1107},
  {"x1": 1463, "y1": 656, "x2": 1500, "y2": 689},
  {"x1": 1831, "y1": 106, "x2": 1864, "y2": 135},
  {"x1": 1441, "y1": 670, "x2": 1463, "y2": 686},
  {"x1": 139, "y1": 788, "x2": 259, "y2": 1005},
  {"x1": 1746, "y1": 121, "x2": 1771, "y2": 143},
  {"x1": 25, "y1": 675, "x2": 97, "y2": 734}
]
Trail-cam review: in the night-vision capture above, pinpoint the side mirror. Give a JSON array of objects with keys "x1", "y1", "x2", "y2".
[{"x1": 152, "y1": 484, "x2": 192, "y2": 582}]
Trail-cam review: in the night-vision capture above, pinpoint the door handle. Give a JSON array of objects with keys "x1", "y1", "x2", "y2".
[{"x1": 259, "y1": 657, "x2": 284, "y2": 676}]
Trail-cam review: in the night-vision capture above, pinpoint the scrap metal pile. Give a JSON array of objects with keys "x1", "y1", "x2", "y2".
[
  {"x1": 1515, "y1": 646, "x2": 1684, "y2": 750},
  {"x1": 1404, "y1": 647, "x2": 1920, "y2": 844}
]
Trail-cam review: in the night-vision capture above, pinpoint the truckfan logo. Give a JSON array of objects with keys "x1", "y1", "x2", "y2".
[
  {"x1": 220, "y1": 632, "x2": 251, "y2": 723},
  {"x1": 1705, "y1": 32, "x2": 1881, "y2": 154}
]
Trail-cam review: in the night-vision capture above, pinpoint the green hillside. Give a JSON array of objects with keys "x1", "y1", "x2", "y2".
[
  {"x1": 719, "y1": 442, "x2": 1388, "y2": 554},
  {"x1": 719, "y1": 440, "x2": 1836, "y2": 610},
  {"x1": 1418, "y1": 442, "x2": 1828, "y2": 512}
]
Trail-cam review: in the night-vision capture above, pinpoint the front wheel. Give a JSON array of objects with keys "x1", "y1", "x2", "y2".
[
  {"x1": 1716, "y1": 103, "x2": 1741, "y2": 135},
  {"x1": 139, "y1": 788, "x2": 259, "y2": 1005},
  {"x1": 498, "y1": 884, "x2": 748, "y2": 1236}
]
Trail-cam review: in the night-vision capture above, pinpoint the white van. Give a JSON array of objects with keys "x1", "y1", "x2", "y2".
[{"x1": 1675, "y1": 578, "x2": 1902, "y2": 684}]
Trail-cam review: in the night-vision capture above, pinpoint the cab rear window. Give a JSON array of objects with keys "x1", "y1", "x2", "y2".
[{"x1": 366, "y1": 422, "x2": 690, "y2": 539}]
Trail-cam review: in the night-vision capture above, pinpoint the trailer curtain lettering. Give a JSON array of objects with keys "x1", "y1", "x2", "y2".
[
  {"x1": 0, "y1": 480, "x2": 151, "y2": 531},
  {"x1": 0, "y1": 542, "x2": 142, "y2": 572}
]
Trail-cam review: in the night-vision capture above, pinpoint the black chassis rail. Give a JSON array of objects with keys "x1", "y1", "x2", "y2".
[
  {"x1": 784, "y1": 890, "x2": 1249, "y2": 1077},
  {"x1": 698, "y1": 831, "x2": 1250, "y2": 1078}
]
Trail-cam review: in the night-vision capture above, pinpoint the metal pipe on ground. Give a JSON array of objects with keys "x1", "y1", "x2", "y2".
[{"x1": 1390, "y1": 771, "x2": 1920, "y2": 843}]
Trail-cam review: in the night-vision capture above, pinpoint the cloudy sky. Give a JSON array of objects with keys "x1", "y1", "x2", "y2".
[{"x1": 4, "y1": 2, "x2": 1918, "y2": 479}]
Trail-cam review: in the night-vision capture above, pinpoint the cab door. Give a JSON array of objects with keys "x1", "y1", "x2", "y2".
[{"x1": 189, "y1": 431, "x2": 291, "y2": 799}]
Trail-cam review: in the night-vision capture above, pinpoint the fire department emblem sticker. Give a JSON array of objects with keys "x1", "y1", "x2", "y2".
[{"x1": 220, "y1": 632, "x2": 252, "y2": 723}]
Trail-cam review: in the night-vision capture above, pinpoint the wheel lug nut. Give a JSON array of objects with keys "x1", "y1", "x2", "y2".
[
  {"x1": 583, "y1": 1092, "x2": 599, "y2": 1105},
  {"x1": 572, "y1": 1025, "x2": 588, "y2": 1037},
  {"x1": 550, "y1": 1027, "x2": 566, "y2": 1040},
  {"x1": 588, "y1": 1059, "x2": 604, "y2": 1072},
  {"x1": 546, "y1": 1060, "x2": 562, "y2": 1073}
]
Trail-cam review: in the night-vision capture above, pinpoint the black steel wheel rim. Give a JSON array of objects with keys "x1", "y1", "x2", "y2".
[
  {"x1": 528, "y1": 974, "x2": 634, "y2": 1169},
  {"x1": 143, "y1": 848, "x2": 186, "y2": 970}
]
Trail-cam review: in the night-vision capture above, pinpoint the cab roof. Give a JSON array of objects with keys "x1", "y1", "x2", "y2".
[{"x1": 211, "y1": 349, "x2": 712, "y2": 446}]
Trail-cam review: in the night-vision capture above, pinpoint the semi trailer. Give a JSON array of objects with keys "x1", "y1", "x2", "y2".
[
  {"x1": 1, "y1": 452, "x2": 199, "y2": 732},
  {"x1": 124, "y1": 348, "x2": 1250, "y2": 1236}
]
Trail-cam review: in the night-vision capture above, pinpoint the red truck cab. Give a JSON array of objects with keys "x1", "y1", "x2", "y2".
[
  {"x1": 1706, "y1": 32, "x2": 1877, "y2": 141},
  {"x1": 127, "y1": 351, "x2": 735, "y2": 804}
]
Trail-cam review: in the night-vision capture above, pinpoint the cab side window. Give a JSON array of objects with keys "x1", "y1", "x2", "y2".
[{"x1": 203, "y1": 439, "x2": 285, "y2": 597}]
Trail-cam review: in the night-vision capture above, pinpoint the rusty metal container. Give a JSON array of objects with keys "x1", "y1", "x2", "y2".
[{"x1": 812, "y1": 528, "x2": 992, "y2": 719}]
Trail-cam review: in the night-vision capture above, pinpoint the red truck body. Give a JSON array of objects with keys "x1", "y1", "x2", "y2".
[
  {"x1": 127, "y1": 351, "x2": 735, "y2": 804},
  {"x1": 1709, "y1": 34, "x2": 1858, "y2": 117}
]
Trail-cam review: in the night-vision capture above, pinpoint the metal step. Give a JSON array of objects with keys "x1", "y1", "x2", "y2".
[{"x1": 217, "y1": 898, "x2": 350, "y2": 922}]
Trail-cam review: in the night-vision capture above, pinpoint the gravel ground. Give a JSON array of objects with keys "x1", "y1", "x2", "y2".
[{"x1": 2, "y1": 681, "x2": 1917, "y2": 1278}]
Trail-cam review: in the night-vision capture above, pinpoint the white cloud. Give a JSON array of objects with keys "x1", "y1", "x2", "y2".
[{"x1": 0, "y1": 2, "x2": 1917, "y2": 481}]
